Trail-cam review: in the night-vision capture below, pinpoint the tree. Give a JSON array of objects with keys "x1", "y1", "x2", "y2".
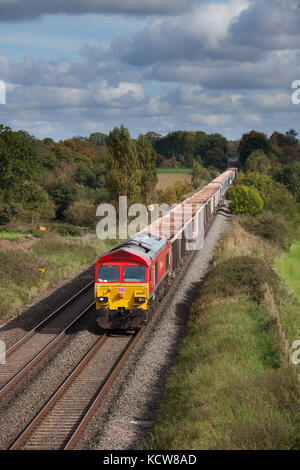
[
  {"x1": 285, "y1": 129, "x2": 298, "y2": 145},
  {"x1": 238, "y1": 131, "x2": 270, "y2": 168},
  {"x1": 64, "y1": 200, "x2": 96, "y2": 227},
  {"x1": 0, "y1": 202, "x2": 19, "y2": 225},
  {"x1": 0, "y1": 125, "x2": 39, "y2": 201},
  {"x1": 273, "y1": 162, "x2": 300, "y2": 203},
  {"x1": 105, "y1": 125, "x2": 142, "y2": 206},
  {"x1": 143, "y1": 131, "x2": 162, "y2": 146},
  {"x1": 153, "y1": 130, "x2": 228, "y2": 169},
  {"x1": 17, "y1": 182, "x2": 55, "y2": 223},
  {"x1": 43, "y1": 137, "x2": 55, "y2": 147},
  {"x1": 50, "y1": 178, "x2": 75, "y2": 220},
  {"x1": 236, "y1": 172, "x2": 300, "y2": 225},
  {"x1": 228, "y1": 185, "x2": 264, "y2": 216},
  {"x1": 88, "y1": 132, "x2": 107, "y2": 147},
  {"x1": 269, "y1": 130, "x2": 300, "y2": 165},
  {"x1": 136, "y1": 134, "x2": 158, "y2": 205},
  {"x1": 192, "y1": 162, "x2": 209, "y2": 189},
  {"x1": 75, "y1": 161, "x2": 106, "y2": 190},
  {"x1": 245, "y1": 150, "x2": 272, "y2": 174},
  {"x1": 202, "y1": 147, "x2": 227, "y2": 170}
]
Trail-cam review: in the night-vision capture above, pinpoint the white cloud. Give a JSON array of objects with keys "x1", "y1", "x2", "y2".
[{"x1": 1, "y1": 0, "x2": 300, "y2": 140}]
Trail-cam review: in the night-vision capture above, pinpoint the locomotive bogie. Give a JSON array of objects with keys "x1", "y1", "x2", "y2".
[{"x1": 95, "y1": 307, "x2": 147, "y2": 331}]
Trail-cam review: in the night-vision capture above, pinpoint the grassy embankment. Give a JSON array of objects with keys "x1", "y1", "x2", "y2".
[
  {"x1": 0, "y1": 225, "x2": 117, "y2": 322},
  {"x1": 145, "y1": 220, "x2": 300, "y2": 450},
  {"x1": 276, "y1": 241, "x2": 300, "y2": 301}
]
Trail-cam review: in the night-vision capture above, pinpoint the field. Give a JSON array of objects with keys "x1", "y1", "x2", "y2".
[
  {"x1": 157, "y1": 168, "x2": 193, "y2": 174},
  {"x1": 156, "y1": 171, "x2": 192, "y2": 191},
  {"x1": 275, "y1": 240, "x2": 300, "y2": 300}
]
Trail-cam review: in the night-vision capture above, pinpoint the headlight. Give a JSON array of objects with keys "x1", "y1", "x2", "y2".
[
  {"x1": 135, "y1": 297, "x2": 146, "y2": 303},
  {"x1": 97, "y1": 296, "x2": 108, "y2": 303}
]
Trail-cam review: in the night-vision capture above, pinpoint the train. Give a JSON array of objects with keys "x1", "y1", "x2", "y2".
[{"x1": 94, "y1": 168, "x2": 237, "y2": 331}]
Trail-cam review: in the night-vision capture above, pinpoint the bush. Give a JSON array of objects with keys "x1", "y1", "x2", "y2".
[
  {"x1": 0, "y1": 202, "x2": 19, "y2": 225},
  {"x1": 236, "y1": 172, "x2": 300, "y2": 226},
  {"x1": 50, "y1": 223, "x2": 82, "y2": 236},
  {"x1": 228, "y1": 185, "x2": 264, "y2": 216},
  {"x1": 161, "y1": 185, "x2": 178, "y2": 205},
  {"x1": 192, "y1": 162, "x2": 210, "y2": 189},
  {"x1": 242, "y1": 211, "x2": 297, "y2": 249},
  {"x1": 64, "y1": 200, "x2": 96, "y2": 227},
  {"x1": 50, "y1": 178, "x2": 76, "y2": 220},
  {"x1": 273, "y1": 162, "x2": 300, "y2": 203},
  {"x1": 245, "y1": 150, "x2": 272, "y2": 174},
  {"x1": 197, "y1": 255, "x2": 280, "y2": 305},
  {"x1": 174, "y1": 180, "x2": 192, "y2": 200}
]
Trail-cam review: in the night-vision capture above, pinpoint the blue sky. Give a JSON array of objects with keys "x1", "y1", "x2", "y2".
[
  {"x1": 0, "y1": 14, "x2": 146, "y2": 61},
  {"x1": 0, "y1": 0, "x2": 300, "y2": 141}
]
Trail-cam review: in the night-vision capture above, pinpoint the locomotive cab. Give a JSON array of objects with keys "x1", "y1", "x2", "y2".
[{"x1": 94, "y1": 233, "x2": 169, "y2": 331}]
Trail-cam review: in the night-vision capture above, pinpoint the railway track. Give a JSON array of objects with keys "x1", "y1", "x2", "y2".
[
  {"x1": 0, "y1": 281, "x2": 94, "y2": 398},
  {"x1": 10, "y1": 329, "x2": 144, "y2": 450}
]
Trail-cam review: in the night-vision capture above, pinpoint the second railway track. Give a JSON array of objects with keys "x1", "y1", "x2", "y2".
[
  {"x1": 10, "y1": 329, "x2": 143, "y2": 450},
  {"x1": 0, "y1": 281, "x2": 94, "y2": 397}
]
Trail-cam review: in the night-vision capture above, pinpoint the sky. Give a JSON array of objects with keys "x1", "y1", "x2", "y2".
[{"x1": 0, "y1": 0, "x2": 300, "y2": 141}]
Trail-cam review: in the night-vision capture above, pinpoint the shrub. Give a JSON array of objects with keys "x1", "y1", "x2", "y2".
[
  {"x1": 236, "y1": 172, "x2": 300, "y2": 226},
  {"x1": 50, "y1": 178, "x2": 76, "y2": 220},
  {"x1": 228, "y1": 185, "x2": 264, "y2": 216},
  {"x1": 64, "y1": 200, "x2": 96, "y2": 227},
  {"x1": 161, "y1": 185, "x2": 178, "y2": 205},
  {"x1": 195, "y1": 255, "x2": 281, "y2": 306},
  {"x1": 192, "y1": 162, "x2": 210, "y2": 189},
  {"x1": 242, "y1": 211, "x2": 297, "y2": 249},
  {"x1": 50, "y1": 223, "x2": 81, "y2": 236},
  {"x1": 0, "y1": 202, "x2": 19, "y2": 225},
  {"x1": 245, "y1": 150, "x2": 272, "y2": 174},
  {"x1": 273, "y1": 162, "x2": 300, "y2": 203}
]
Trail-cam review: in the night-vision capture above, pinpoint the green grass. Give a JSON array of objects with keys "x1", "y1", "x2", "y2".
[
  {"x1": 0, "y1": 235, "x2": 117, "y2": 322},
  {"x1": 274, "y1": 240, "x2": 300, "y2": 346},
  {"x1": 275, "y1": 240, "x2": 300, "y2": 300},
  {"x1": 157, "y1": 168, "x2": 193, "y2": 174},
  {"x1": 0, "y1": 231, "x2": 25, "y2": 241}
]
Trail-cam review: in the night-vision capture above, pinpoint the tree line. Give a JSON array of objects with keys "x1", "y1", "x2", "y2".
[
  {"x1": 0, "y1": 123, "x2": 299, "y2": 228},
  {"x1": 0, "y1": 124, "x2": 157, "y2": 227}
]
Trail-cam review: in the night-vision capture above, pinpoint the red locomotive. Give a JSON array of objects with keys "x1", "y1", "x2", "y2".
[{"x1": 95, "y1": 233, "x2": 170, "y2": 330}]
